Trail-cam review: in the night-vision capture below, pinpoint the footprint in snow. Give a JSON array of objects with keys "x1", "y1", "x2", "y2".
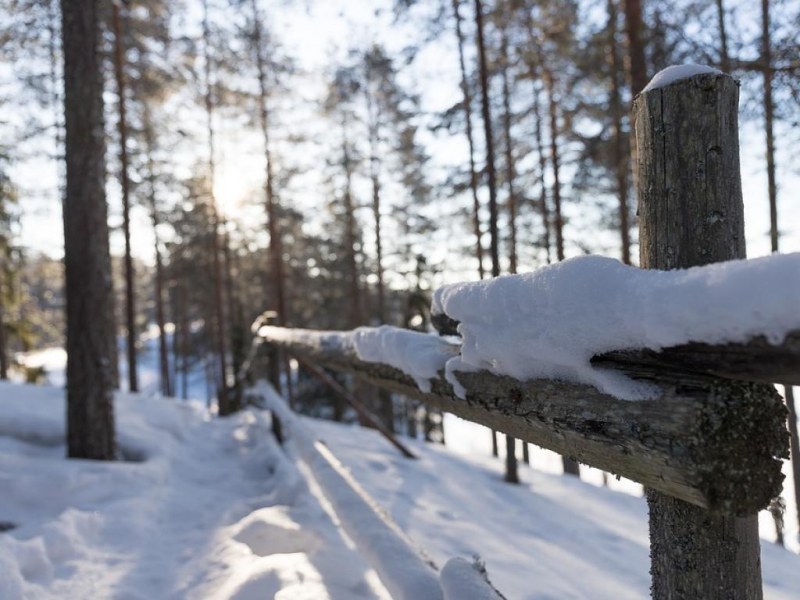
[{"x1": 233, "y1": 507, "x2": 321, "y2": 556}]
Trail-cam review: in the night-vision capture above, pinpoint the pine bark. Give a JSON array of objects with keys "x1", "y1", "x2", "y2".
[
  {"x1": 635, "y1": 71, "x2": 763, "y2": 599},
  {"x1": 761, "y1": 0, "x2": 778, "y2": 253},
  {"x1": 473, "y1": 0, "x2": 499, "y2": 280},
  {"x1": 715, "y1": 0, "x2": 731, "y2": 73},
  {"x1": 500, "y1": 29, "x2": 517, "y2": 275},
  {"x1": 474, "y1": 0, "x2": 515, "y2": 483},
  {"x1": 341, "y1": 116, "x2": 362, "y2": 329},
  {"x1": 179, "y1": 286, "x2": 190, "y2": 400},
  {"x1": 760, "y1": 0, "x2": 799, "y2": 541},
  {"x1": 249, "y1": 0, "x2": 285, "y2": 395},
  {"x1": 500, "y1": 26, "x2": 519, "y2": 480},
  {"x1": 452, "y1": 0, "x2": 485, "y2": 280},
  {"x1": 623, "y1": 0, "x2": 648, "y2": 96},
  {"x1": 112, "y1": 2, "x2": 138, "y2": 392},
  {"x1": 365, "y1": 77, "x2": 386, "y2": 322},
  {"x1": 143, "y1": 116, "x2": 172, "y2": 397},
  {"x1": 201, "y1": 0, "x2": 230, "y2": 414},
  {"x1": 608, "y1": 0, "x2": 631, "y2": 265},
  {"x1": 61, "y1": 0, "x2": 116, "y2": 460},
  {"x1": 531, "y1": 81, "x2": 551, "y2": 264},
  {"x1": 543, "y1": 63, "x2": 578, "y2": 476},
  {"x1": 786, "y1": 386, "x2": 800, "y2": 534},
  {"x1": 222, "y1": 226, "x2": 242, "y2": 390},
  {"x1": 521, "y1": 13, "x2": 552, "y2": 264},
  {"x1": 543, "y1": 67, "x2": 565, "y2": 263},
  {"x1": 0, "y1": 263, "x2": 8, "y2": 379}
]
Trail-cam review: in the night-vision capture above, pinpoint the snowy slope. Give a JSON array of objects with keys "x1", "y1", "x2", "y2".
[
  {"x1": 308, "y1": 415, "x2": 800, "y2": 600},
  {"x1": 2, "y1": 375, "x2": 799, "y2": 599},
  {"x1": 0, "y1": 382, "x2": 391, "y2": 599}
]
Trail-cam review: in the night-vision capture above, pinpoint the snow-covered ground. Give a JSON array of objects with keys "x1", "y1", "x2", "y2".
[
  {"x1": 1, "y1": 381, "x2": 799, "y2": 599},
  {"x1": 0, "y1": 383, "x2": 392, "y2": 599},
  {"x1": 311, "y1": 414, "x2": 800, "y2": 600}
]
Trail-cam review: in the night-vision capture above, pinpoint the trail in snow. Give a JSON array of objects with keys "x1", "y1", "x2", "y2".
[{"x1": 0, "y1": 383, "x2": 389, "y2": 599}]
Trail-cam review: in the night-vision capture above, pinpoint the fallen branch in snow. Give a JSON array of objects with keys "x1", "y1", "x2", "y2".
[
  {"x1": 293, "y1": 355, "x2": 417, "y2": 459},
  {"x1": 254, "y1": 325, "x2": 788, "y2": 515}
]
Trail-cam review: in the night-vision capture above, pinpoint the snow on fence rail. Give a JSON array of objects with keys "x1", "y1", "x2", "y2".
[{"x1": 246, "y1": 70, "x2": 799, "y2": 600}]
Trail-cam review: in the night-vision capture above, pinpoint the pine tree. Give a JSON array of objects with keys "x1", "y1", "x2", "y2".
[
  {"x1": 61, "y1": 0, "x2": 116, "y2": 460},
  {"x1": 111, "y1": 0, "x2": 138, "y2": 393}
]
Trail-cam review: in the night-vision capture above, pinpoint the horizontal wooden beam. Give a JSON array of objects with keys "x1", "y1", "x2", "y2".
[
  {"x1": 592, "y1": 331, "x2": 800, "y2": 386},
  {"x1": 256, "y1": 326, "x2": 788, "y2": 516},
  {"x1": 432, "y1": 314, "x2": 800, "y2": 386}
]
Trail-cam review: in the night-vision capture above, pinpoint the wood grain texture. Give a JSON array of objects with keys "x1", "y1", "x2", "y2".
[
  {"x1": 62, "y1": 0, "x2": 116, "y2": 460},
  {"x1": 635, "y1": 71, "x2": 777, "y2": 600}
]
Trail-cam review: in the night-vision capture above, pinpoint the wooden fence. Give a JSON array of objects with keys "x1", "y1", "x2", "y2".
[{"x1": 248, "y1": 72, "x2": 799, "y2": 599}]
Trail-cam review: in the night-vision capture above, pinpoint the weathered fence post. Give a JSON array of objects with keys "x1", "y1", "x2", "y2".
[{"x1": 635, "y1": 71, "x2": 767, "y2": 598}]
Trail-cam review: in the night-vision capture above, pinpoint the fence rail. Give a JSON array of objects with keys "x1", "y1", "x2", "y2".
[
  {"x1": 253, "y1": 323, "x2": 790, "y2": 515},
  {"x1": 434, "y1": 312, "x2": 800, "y2": 386}
]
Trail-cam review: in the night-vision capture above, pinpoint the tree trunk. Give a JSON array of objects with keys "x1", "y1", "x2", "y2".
[
  {"x1": 366, "y1": 90, "x2": 386, "y2": 323},
  {"x1": 180, "y1": 289, "x2": 190, "y2": 400},
  {"x1": 543, "y1": 67, "x2": 565, "y2": 263},
  {"x1": 111, "y1": 2, "x2": 138, "y2": 393},
  {"x1": 500, "y1": 26, "x2": 520, "y2": 480},
  {"x1": 222, "y1": 226, "x2": 243, "y2": 391},
  {"x1": 761, "y1": 0, "x2": 778, "y2": 254},
  {"x1": 623, "y1": 0, "x2": 648, "y2": 96},
  {"x1": 363, "y1": 54, "x2": 385, "y2": 325},
  {"x1": 786, "y1": 386, "x2": 800, "y2": 534},
  {"x1": 0, "y1": 262, "x2": 8, "y2": 379},
  {"x1": 153, "y1": 223, "x2": 171, "y2": 398},
  {"x1": 47, "y1": 0, "x2": 64, "y2": 201},
  {"x1": 452, "y1": 0, "x2": 485, "y2": 279},
  {"x1": 500, "y1": 28, "x2": 517, "y2": 275},
  {"x1": 341, "y1": 116, "x2": 363, "y2": 329},
  {"x1": 362, "y1": 73, "x2": 394, "y2": 434},
  {"x1": 543, "y1": 63, "x2": 579, "y2": 477},
  {"x1": 623, "y1": 0, "x2": 648, "y2": 240},
  {"x1": 521, "y1": 14, "x2": 552, "y2": 264},
  {"x1": 474, "y1": 0, "x2": 516, "y2": 484},
  {"x1": 760, "y1": 3, "x2": 797, "y2": 540},
  {"x1": 143, "y1": 116, "x2": 172, "y2": 397},
  {"x1": 61, "y1": 0, "x2": 116, "y2": 460},
  {"x1": 406, "y1": 399, "x2": 418, "y2": 438},
  {"x1": 608, "y1": 0, "x2": 631, "y2": 265},
  {"x1": 201, "y1": 0, "x2": 230, "y2": 415},
  {"x1": 170, "y1": 288, "x2": 181, "y2": 395},
  {"x1": 340, "y1": 115, "x2": 361, "y2": 421},
  {"x1": 473, "y1": 0, "x2": 500, "y2": 280},
  {"x1": 249, "y1": 0, "x2": 291, "y2": 400},
  {"x1": 635, "y1": 71, "x2": 763, "y2": 599},
  {"x1": 715, "y1": 0, "x2": 731, "y2": 73},
  {"x1": 529, "y1": 82, "x2": 552, "y2": 263}
]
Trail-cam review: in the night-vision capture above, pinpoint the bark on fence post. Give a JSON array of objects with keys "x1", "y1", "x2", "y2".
[{"x1": 635, "y1": 72, "x2": 764, "y2": 598}]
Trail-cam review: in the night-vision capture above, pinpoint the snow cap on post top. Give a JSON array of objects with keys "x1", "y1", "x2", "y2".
[
  {"x1": 642, "y1": 64, "x2": 724, "y2": 93},
  {"x1": 634, "y1": 67, "x2": 744, "y2": 269}
]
